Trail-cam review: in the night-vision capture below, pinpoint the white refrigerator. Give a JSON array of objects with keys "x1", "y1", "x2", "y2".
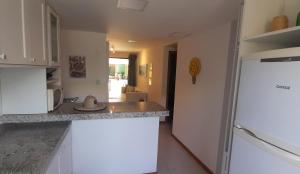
[{"x1": 229, "y1": 58, "x2": 300, "y2": 174}]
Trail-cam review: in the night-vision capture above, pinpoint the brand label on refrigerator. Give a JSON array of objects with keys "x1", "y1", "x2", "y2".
[{"x1": 276, "y1": 85, "x2": 291, "y2": 90}]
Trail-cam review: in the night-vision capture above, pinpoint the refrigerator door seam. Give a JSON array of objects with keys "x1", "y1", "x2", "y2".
[
  {"x1": 234, "y1": 127, "x2": 300, "y2": 167},
  {"x1": 235, "y1": 121, "x2": 300, "y2": 156},
  {"x1": 260, "y1": 57, "x2": 300, "y2": 62}
]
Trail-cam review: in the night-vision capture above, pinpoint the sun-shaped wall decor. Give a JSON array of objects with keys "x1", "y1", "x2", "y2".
[{"x1": 189, "y1": 57, "x2": 201, "y2": 84}]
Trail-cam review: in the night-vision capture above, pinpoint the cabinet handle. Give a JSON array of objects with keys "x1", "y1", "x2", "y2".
[{"x1": 0, "y1": 53, "x2": 7, "y2": 60}]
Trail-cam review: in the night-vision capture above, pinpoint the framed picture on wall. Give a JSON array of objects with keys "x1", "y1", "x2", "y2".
[
  {"x1": 139, "y1": 64, "x2": 148, "y2": 77},
  {"x1": 69, "y1": 56, "x2": 86, "y2": 78}
]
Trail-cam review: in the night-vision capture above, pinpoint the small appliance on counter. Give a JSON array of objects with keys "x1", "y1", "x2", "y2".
[{"x1": 47, "y1": 85, "x2": 64, "y2": 112}]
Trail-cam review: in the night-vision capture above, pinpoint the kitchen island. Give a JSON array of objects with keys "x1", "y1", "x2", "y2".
[
  {"x1": 0, "y1": 102, "x2": 168, "y2": 123},
  {"x1": 0, "y1": 102, "x2": 168, "y2": 174}
]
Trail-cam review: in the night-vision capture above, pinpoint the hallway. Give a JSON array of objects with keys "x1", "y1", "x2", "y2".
[{"x1": 157, "y1": 124, "x2": 209, "y2": 174}]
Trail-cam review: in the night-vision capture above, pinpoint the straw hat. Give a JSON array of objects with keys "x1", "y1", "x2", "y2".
[{"x1": 74, "y1": 95, "x2": 106, "y2": 111}]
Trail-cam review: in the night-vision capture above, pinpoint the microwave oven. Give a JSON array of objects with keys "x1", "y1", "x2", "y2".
[{"x1": 47, "y1": 86, "x2": 63, "y2": 111}]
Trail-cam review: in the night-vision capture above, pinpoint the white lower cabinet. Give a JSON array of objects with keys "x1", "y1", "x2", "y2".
[
  {"x1": 60, "y1": 129, "x2": 73, "y2": 174},
  {"x1": 46, "y1": 128, "x2": 72, "y2": 174},
  {"x1": 46, "y1": 152, "x2": 60, "y2": 174},
  {"x1": 71, "y1": 118, "x2": 160, "y2": 174},
  {"x1": 46, "y1": 118, "x2": 160, "y2": 174}
]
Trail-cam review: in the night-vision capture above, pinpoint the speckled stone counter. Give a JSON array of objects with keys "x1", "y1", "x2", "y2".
[
  {"x1": 0, "y1": 122, "x2": 70, "y2": 174},
  {"x1": 0, "y1": 102, "x2": 169, "y2": 123}
]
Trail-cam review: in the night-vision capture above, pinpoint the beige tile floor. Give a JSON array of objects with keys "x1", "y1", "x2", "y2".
[{"x1": 157, "y1": 123, "x2": 209, "y2": 174}]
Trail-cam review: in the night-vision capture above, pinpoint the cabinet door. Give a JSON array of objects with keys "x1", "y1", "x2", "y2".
[
  {"x1": 46, "y1": 129, "x2": 72, "y2": 174},
  {"x1": 60, "y1": 129, "x2": 73, "y2": 174},
  {"x1": 46, "y1": 153, "x2": 60, "y2": 174},
  {"x1": 0, "y1": 0, "x2": 27, "y2": 65},
  {"x1": 47, "y1": 7, "x2": 60, "y2": 67},
  {"x1": 23, "y1": 0, "x2": 47, "y2": 65}
]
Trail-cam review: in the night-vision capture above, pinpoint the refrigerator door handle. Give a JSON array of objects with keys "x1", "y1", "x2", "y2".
[{"x1": 235, "y1": 127, "x2": 300, "y2": 166}]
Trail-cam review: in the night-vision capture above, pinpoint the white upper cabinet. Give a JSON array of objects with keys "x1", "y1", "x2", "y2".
[
  {"x1": 47, "y1": 7, "x2": 61, "y2": 67},
  {"x1": 0, "y1": 0, "x2": 27, "y2": 65},
  {"x1": 0, "y1": 0, "x2": 47, "y2": 66},
  {"x1": 23, "y1": 0, "x2": 47, "y2": 65}
]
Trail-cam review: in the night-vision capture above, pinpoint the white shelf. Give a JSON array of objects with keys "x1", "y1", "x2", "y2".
[
  {"x1": 243, "y1": 26, "x2": 300, "y2": 45},
  {"x1": 244, "y1": 47, "x2": 300, "y2": 60}
]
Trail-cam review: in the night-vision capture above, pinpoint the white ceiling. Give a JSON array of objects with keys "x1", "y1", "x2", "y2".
[{"x1": 48, "y1": 0, "x2": 241, "y2": 51}]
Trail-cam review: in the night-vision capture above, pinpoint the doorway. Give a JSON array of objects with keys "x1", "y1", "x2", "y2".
[
  {"x1": 108, "y1": 58, "x2": 129, "y2": 102},
  {"x1": 166, "y1": 50, "x2": 177, "y2": 124}
]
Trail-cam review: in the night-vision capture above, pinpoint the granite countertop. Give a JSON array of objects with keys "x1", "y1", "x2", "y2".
[
  {"x1": 0, "y1": 122, "x2": 70, "y2": 174},
  {"x1": 0, "y1": 102, "x2": 169, "y2": 123}
]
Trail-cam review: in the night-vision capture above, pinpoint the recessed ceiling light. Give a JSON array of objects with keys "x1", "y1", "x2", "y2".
[
  {"x1": 128, "y1": 40, "x2": 137, "y2": 43},
  {"x1": 169, "y1": 32, "x2": 191, "y2": 38},
  {"x1": 117, "y1": 0, "x2": 148, "y2": 11}
]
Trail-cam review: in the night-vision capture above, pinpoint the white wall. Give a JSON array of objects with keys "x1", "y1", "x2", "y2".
[
  {"x1": 172, "y1": 23, "x2": 232, "y2": 173},
  {"x1": 61, "y1": 30, "x2": 109, "y2": 102},
  {"x1": 136, "y1": 45, "x2": 165, "y2": 105}
]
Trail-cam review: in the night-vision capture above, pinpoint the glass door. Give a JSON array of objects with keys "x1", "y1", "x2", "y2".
[
  {"x1": 47, "y1": 6, "x2": 60, "y2": 66},
  {"x1": 108, "y1": 58, "x2": 129, "y2": 102}
]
